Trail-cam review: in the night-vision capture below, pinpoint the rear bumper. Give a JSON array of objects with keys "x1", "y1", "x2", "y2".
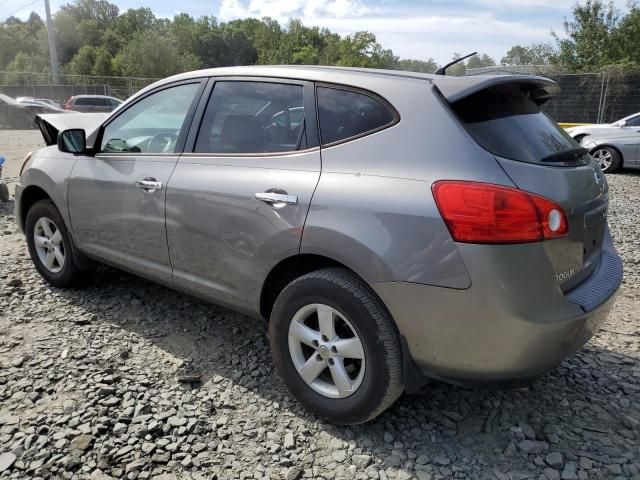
[{"x1": 374, "y1": 230, "x2": 623, "y2": 385}]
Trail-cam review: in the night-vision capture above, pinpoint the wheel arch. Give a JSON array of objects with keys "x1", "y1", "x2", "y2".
[
  {"x1": 261, "y1": 253, "x2": 428, "y2": 394},
  {"x1": 260, "y1": 253, "x2": 352, "y2": 321},
  {"x1": 19, "y1": 185, "x2": 54, "y2": 231},
  {"x1": 590, "y1": 144, "x2": 624, "y2": 167}
]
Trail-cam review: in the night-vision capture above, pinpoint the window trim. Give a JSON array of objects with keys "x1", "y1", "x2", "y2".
[
  {"x1": 95, "y1": 78, "x2": 207, "y2": 157},
  {"x1": 183, "y1": 76, "x2": 319, "y2": 157},
  {"x1": 315, "y1": 82, "x2": 400, "y2": 148}
]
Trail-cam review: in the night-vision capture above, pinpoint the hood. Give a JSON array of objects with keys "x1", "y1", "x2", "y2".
[
  {"x1": 36, "y1": 112, "x2": 107, "y2": 146},
  {"x1": 581, "y1": 130, "x2": 640, "y2": 144}
]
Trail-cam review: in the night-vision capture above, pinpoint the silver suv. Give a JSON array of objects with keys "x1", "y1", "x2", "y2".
[{"x1": 16, "y1": 66, "x2": 623, "y2": 424}]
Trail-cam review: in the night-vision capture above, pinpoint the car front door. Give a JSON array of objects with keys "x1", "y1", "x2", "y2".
[
  {"x1": 166, "y1": 78, "x2": 320, "y2": 314},
  {"x1": 68, "y1": 80, "x2": 205, "y2": 282}
]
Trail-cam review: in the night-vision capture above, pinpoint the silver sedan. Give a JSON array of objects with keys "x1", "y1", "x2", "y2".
[{"x1": 581, "y1": 130, "x2": 640, "y2": 173}]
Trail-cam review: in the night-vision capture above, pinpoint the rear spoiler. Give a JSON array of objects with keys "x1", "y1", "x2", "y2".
[
  {"x1": 430, "y1": 75, "x2": 560, "y2": 105},
  {"x1": 36, "y1": 112, "x2": 107, "y2": 146}
]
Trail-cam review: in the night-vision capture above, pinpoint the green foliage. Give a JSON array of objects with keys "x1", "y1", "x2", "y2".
[
  {"x1": 501, "y1": 43, "x2": 555, "y2": 65},
  {"x1": 0, "y1": 0, "x2": 445, "y2": 80},
  {"x1": 113, "y1": 29, "x2": 201, "y2": 77},
  {"x1": 546, "y1": 0, "x2": 640, "y2": 71}
]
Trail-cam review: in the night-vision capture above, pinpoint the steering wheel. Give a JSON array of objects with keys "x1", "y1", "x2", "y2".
[{"x1": 148, "y1": 133, "x2": 178, "y2": 153}]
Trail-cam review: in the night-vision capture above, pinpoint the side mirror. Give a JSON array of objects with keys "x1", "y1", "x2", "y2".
[
  {"x1": 618, "y1": 120, "x2": 626, "y2": 127},
  {"x1": 58, "y1": 129, "x2": 86, "y2": 154}
]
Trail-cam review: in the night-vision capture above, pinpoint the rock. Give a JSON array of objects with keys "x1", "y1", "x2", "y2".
[
  {"x1": 167, "y1": 416, "x2": 187, "y2": 427},
  {"x1": 383, "y1": 432, "x2": 394, "y2": 443},
  {"x1": 396, "y1": 469, "x2": 413, "y2": 480},
  {"x1": 11, "y1": 356, "x2": 25, "y2": 367},
  {"x1": 543, "y1": 469, "x2": 560, "y2": 480},
  {"x1": 0, "y1": 452, "x2": 17, "y2": 473},
  {"x1": 518, "y1": 440, "x2": 548, "y2": 455},
  {"x1": 416, "y1": 472, "x2": 432, "y2": 480},
  {"x1": 7, "y1": 278, "x2": 23, "y2": 287},
  {"x1": 0, "y1": 414, "x2": 19, "y2": 426},
  {"x1": 284, "y1": 432, "x2": 295, "y2": 449},
  {"x1": 69, "y1": 434, "x2": 93, "y2": 452},
  {"x1": 332, "y1": 450, "x2": 347, "y2": 463},
  {"x1": 64, "y1": 455, "x2": 82, "y2": 470},
  {"x1": 286, "y1": 465, "x2": 303, "y2": 480},
  {"x1": 352, "y1": 454, "x2": 372, "y2": 468},
  {"x1": 151, "y1": 452, "x2": 170, "y2": 463},
  {"x1": 433, "y1": 456, "x2": 450, "y2": 466},
  {"x1": 545, "y1": 452, "x2": 564, "y2": 469},
  {"x1": 560, "y1": 463, "x2": 578, "y2": 480}
]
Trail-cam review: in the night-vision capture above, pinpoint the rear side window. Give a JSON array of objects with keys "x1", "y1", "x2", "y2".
[
  {"x1": 452, "y1": 85, "x2": 588, "y2": 165},
  {"x1": 195, "y1": 81, "x2": 306, "y2": 154},
  {"x1": 317, "y1": 87, "x2": 396, "y2": 145}
]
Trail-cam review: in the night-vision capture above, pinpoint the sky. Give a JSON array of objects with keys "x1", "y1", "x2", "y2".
[{"x1": 1, "y1": 0, "x2": 632, "y2": 64}]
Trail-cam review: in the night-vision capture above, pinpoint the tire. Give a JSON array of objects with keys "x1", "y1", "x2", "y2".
[
  {"x1": 269, "y1": 268, "x2": 403, "y2": 424},
  {"x1": 25, "y1": 200, "x2": 85, "y2": 287},
  {"x1": 591, "y1": 146, "x2": 621, "y2": 173}
]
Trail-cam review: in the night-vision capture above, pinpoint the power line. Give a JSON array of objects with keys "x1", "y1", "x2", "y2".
[{"x1": 2, "y1": 0, "x2": 40, "y2": 20}]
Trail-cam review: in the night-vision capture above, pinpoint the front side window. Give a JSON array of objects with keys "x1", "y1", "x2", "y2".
[
  {"x1": 317, "y1": 87, "x2": 396, "y2": 145},
  {"x1": 194, "y1": 81, "x2": 306, "y2": 154},
  {"x1": 100, "y1": 83, "x2": 199, "y2": 154}
]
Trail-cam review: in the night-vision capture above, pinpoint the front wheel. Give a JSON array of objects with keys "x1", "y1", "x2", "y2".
[
  {"x1": 25, "y1": 200, "x2": 85, "y2": 287},
  {"x1": 269, "y1": 268, "x2": 404, "y2": 424},
  {"x1": 591, "y1": 146, "x2": 621, "y2": 173}
]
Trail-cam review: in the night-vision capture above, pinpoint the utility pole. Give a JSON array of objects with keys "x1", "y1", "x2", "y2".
[{"x1": 44, "y1": 0, "x2": 59, "y2": 84}]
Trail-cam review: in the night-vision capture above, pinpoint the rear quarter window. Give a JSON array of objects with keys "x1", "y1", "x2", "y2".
[
  {"x1": 317, "y1": 86, "x2": 396, "y2": 145},
  {"x1": 452, "y1": 85, "x2": 588, "y2": 165}
]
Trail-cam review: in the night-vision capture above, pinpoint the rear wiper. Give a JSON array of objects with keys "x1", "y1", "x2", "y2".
[{"x1": 541, "y1": 147, "x2": 588, "y2": 163}]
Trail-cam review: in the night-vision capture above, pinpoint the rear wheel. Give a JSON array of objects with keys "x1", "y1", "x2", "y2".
[
  {"x1": 591, "y1": 146, "x2": 621, "y2": 173},
  {"x1": 25, "y1": 200, "x2": 85, "y2": 287},
  {"x1": 269, "y1": 268, "x2": 403, "y2": 424}
]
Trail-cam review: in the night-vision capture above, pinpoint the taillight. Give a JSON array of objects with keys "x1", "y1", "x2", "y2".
[
  {"x1": 432, "y1": 181, "x2": 568, "y2": 244},
  {"x1": 64, "y1": 99, "x2": 72, "y2": 110}
]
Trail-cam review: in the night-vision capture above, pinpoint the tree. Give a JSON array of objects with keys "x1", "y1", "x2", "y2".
[
  {"x1": 113, "y1": 29, "x2": 200, "y2": 77},
  {"x1": 466, "y1": 53, "x2": 496, "y2": 69},
  {"x1": 553, "y1": 0, "x2": 620, "y2": 71},
  {"x1": 395, "y1": 58, "x2": 438, "y2": 73},
  {"x1": 502, "y1": 43, "x2": 555, "y2": 65}
]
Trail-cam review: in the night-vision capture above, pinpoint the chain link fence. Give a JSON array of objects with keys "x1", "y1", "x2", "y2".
[
  {"x1": 0, "y1": 72, "x2": 159, "y2": 104},
  {"x1": 4, "y1": 68, "x2": 640, "y2": 124}
]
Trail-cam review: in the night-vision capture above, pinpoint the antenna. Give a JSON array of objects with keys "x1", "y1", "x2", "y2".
[{"x1": 434, "y1": 52, "x2": 478, "y2": 76}]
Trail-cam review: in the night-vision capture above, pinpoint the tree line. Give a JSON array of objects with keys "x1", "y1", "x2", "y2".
[
  {"x1": 0, "y1": 0, "x2": 500, "y2": 80},
  {"x1": 1, "y1": 0, "x2": 638, "y2": 82}
]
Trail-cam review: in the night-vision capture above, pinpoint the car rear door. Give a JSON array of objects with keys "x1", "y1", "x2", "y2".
[
  {"x1": 68, "y1": 80, "x2": 205, "y2": 282},
  {"x1": 165, "y1": 78, "x2": 320, "y2": 314}
]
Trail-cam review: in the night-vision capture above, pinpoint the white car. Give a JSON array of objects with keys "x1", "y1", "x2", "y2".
[{"x1": 566, "y1": 112, "x2": 640, "y2": 142}]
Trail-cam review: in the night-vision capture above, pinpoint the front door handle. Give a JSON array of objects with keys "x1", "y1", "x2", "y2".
[
  {"x1": 255, "y1": 191, "x2": 298, "y2": 208},
  {"x1": 136, "y1": 178, "x2": 162, "y2": 193}
]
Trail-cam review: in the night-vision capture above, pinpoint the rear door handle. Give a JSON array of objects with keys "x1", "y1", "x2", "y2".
[
  {"x1": 255, "y1": 192, "x2": 298, "y2": 207},
  {"x1": 136, "y1": 178, "x2": 162, "y2": 193}
]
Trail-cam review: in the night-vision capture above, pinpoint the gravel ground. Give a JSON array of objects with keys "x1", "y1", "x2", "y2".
[{"x1": 0, "y1": 130, "x2": 639, "y2": 480}]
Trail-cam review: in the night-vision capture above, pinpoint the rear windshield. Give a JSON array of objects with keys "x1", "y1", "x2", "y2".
[{"x1": 451, "y1": 85, "x2": 589, "y2": 165}]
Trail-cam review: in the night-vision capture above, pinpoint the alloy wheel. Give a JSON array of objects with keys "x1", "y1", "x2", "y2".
[
  {"x1": 33, "y1": 217, "x2": 65, "y2": 273},
  {"x1": 288, "y1": 303, "x2": 366, "y2": 399},
  {"x1": 592, "y1": 148, "x2": 613, "y2": 171}
]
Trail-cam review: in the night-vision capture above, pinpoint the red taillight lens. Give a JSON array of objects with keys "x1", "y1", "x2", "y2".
[
  {"x1": 432, "y1": 181, "x2": 568, "y2": 244},
  {"x1": 64, "y1": 99, "x2": 72, "y2": 110}
]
